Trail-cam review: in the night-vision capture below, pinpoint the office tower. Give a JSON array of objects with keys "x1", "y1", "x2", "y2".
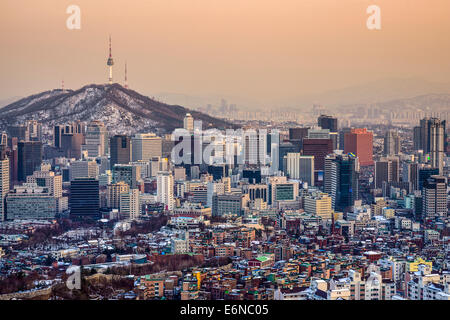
[
  {"x1": 344, "y1": 128, "x2": 374, "y2": 166},
  {"x1": 304, "y1": 191, "x2": 332, "y2": 219},
  {"x1": 339, "y1": 127, "x2": 352, "y2": 150},
  {"x1": 18, "y1": 141, "x2": 43, "y2": 182},
  {"x1": 131, "y1": 133, "x2": 162, "y2": 162},
  {"x1": 184, "y1": 113, "x2": 194, "y2": 132},
  {"x1": 418, "y1": 167, "x2": 440, "y2": 191},
  {"x1": 318, "y1": 115, "x2": 338, "y2": 132},
  {"x1": 244, "y1": 184, "x2": 268, "y2": 203},
  {"x1": 7, "y1": 125, "x2": 29, "y2": 142},
  {"x1": 70, "y1": 160, "x2": 99, "y2": 180},
  {"x1": 207, "y1": 181, "x2": 226, "y2": 207},
  {"x1": 82, "y1": 121, "x2": 107, "y2": 157},
  {"x1": 428, "y1": 118, "x2": 445, "y2": 174},
  {"x1": 413, "y1": 126, "x2": 422, "y2": 151},
  {"x1": 212, "y1": 193, "x2": 243, "y2": 217},
  {"x1": 113, "y1": 164, "x2": 141, "y2": 189},
  {"x1": 384, "y1": 130, "x2": 400, "y2": 156},
  {"x1": 242, "y1": 168, "x2": 261, "y2": 184},
  {"x1": 308, "y1": 128, "x2": 331, "y2": 139},
  {"x1": 288, "y1": 127, "x2": 309, "y2": 150},
  {"x1": 120, "y1": 189, "x2": 140, "y2": 220},
  {"x1": 70, "y1": 178, "x2": 100, "y2": 218},
  {"x1": 207, "y1": 164, "x2": 228, "y2": 181},
  {"x1": 402, "y1": 162, "x2": 419, "y2": 191},
  {"x1": 422, "y1": 176, "x2": 447, "y2": 219},
  {"x1": 25, "y1": 120, "x2": 42, "y2": 141},
  {"x1": 243, "y1": 130, "x2": 267, "y2": 165},
  {"x1": 415, "y1": 118, "x2": 447, "y2": 173},
  {"x1": 54, "y1": 125, "x2": 64, "y2": 148},
  {"x1": 375, "y1": 157, "x2": 399, "y2": 189},
  {"x1": 270, "y1": 180, "x2": 299, "y2": 204},
  {"x1": 157, "y1": 171, "x2": 174, "y2": 210},
  {"x1": 278, "y1": 142, "x2": 300, "y2": 173},
  {"x1": 6, "y1": 183, "x2": 57, "y2": 220},
  {"x1": 0, "y1": 156, "x2": 9, "y2": 221},
  {"x1": 285, "y1": 153, "x2": 315, "y2": 186},
  {"x1": 302, "y1": 138, "x2": 333, "y2": 171},
  {"x1": 26, "y1": 170, "x2": 62, "y2": 198},
  {"x1": 61, "y1": 132, "x2": 85, "y2": 159},
  {"x1": 110, "y1": 135, "x2": 131, "y2": 169},
  {"x1": 324, "y1": 153, "x2": 360, "y2": 211},
  {"x1": 107, "y1": 181, "x2": 130, "y2": 209},
  {"x1": 6, "y1": 138, "x2": 18, "y2": 188}
]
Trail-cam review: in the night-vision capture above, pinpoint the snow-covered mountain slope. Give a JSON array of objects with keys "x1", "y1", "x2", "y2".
[{"x1": 0, "y1": 83, "x2": 236, "y2": 134}]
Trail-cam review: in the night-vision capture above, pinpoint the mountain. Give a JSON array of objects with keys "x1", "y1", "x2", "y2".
[
  {"x1": 0, "y1": 84, "x2": 237, "y2": 135},
  {"x1": 282, "y1": 78, "x2": 450, "y2": 109}
]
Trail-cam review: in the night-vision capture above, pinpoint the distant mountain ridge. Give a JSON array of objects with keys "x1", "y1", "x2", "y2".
[{"x1": 0, "y1": 83, "x2": 236, "y2": 135}]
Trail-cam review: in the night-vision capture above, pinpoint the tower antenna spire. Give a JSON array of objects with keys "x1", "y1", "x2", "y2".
[
  {"x1": 124, "y1": 61, "x2": 128, "y2": 89},
  {"x1": 107, "y1": 35, "x2": 114, "y2": 84}
]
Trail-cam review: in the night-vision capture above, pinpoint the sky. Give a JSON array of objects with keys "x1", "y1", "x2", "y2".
[{"x1": 1, "y1": 0, "x2": 450, "y2": 106}]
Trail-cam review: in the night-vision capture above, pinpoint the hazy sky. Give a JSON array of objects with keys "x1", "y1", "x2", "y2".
[{"x1": 1, "y1": 0, "x2": 450, "y2": 104}]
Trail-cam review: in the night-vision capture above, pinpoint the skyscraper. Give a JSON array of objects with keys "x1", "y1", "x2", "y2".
[
  {"x1": 324, "y1": 153, "x2": 360, "y2": 211},
  {"x1": 344, "y1": 128, "x2": 374, "y2": 166},
  {"x1": 375, "y1": 157, "x2": 399, "y2": 189},
  {"x1": 422, "y1": 176, "x2": 447, "y2": 219},
  {"x1": 302, "y1": 138, "x2": 333, "y2": 171},
  {"x1": 70, "y1": 178, "x2": 100, "y2": 218},
  {"x1": 157, "y1": 171, "x2": 174, "y2": 210},
  {"x1": 428, "y1": 118, "x2": 445, "y2": 175},
  {"x1": 0, "y1": 155, "x2": 9, "y2": 221},
  {"x1": 318, "y1": 115, "x2": 338, "y2": 132},
  {"x1": 384, "y1": 130, "x2": 400, "y2": 156},
  {"x1": 82, "y1": 121, "x2": 108, "y2": 157},
  {"x1": 285, "y1": 153, "x2": 315, "y2": 186},
  {"x1": 18, "y1": 141, "x2": 43, "y2": 182},
  {"x1": 131, "y1": 133, "x2": 162, "y2": 162},
  {"x1": 120, "y1": 189, "x2": 140, "y2": 220},
  {"x1": 110, "y1": 135, "x2": 131, "y2": 169},
  {"x1": 183, "y1": 113, "x2": 194, "y2": 132}
]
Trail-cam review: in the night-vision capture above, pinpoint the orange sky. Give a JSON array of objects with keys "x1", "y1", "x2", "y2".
[{"x1": 1, "y1": 0, "x2": 450, "y2": 103}]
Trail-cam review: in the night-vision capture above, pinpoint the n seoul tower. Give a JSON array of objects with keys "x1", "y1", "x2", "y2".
[{"x1": 107, "y1": 36, "x2": 114, "y2": 84}]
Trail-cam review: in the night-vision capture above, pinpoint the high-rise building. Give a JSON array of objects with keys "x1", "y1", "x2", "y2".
[
  {"x1": 110, "y1": 135, "x2": 131, "y2": 169},
  {"x1": 243, "y1": 130, "x2": 267, "y2": 165},
  {"x1": 183, "y1": 113, "x2": 194, "y2": 132},
  {"x1": 318, "y1": 115, "x2": 338, "y2": 132},
  {"x1": 107, "y1": 181, "x2": 130, "y2": 209},
  {"x1": 402, "y1": 161, "x2": 419, "y2": 191},
  {"x1": 384, "y1": 130, "x2": 400, "y2": 156},
  {"x1": 418, "y1": 166, "x2": 440, "y2": 191},
  {"x1": 112, "y1": 164, "x2": 141, "y2": 189},
  {"x1": 285, "y1": 153, "x2": 314, "y2": 186},
  {"x1": 18, "y1": 141, "x2": 43, "y2": 182},
  {"x1": 61, "y1": 133, "x2": 85, "y2": 159},
  {"x1": 428, "y1": 118, "x2": 445, "y2": 175},
  {"x1": 304, "y1": 191, "x2": 332, "y2": 219},
  {"x1": 302, "y1": 138, "x2": 333, "y2": 171},
  {"x1": 131, "y1": 133, "x2": 162, "y2": 162},
  {"x1": 278, "y1": 142, "x2": 300, "y2": 173},
  {"x1": 344, "y1": 128, "x2": 374, "y2": 166},
  {"x1": 6, "y1": 183, "x2": 57, "y2": 220},
  {"x1": 157, "y1": 171, "x2": 174, "y2": 210},
  {"x1": 422, "y1": 176, "x2": 447, "y2": 219},
  {"x1": 375, "y1": 157, "x2": 399, "y2": 189},
  {"x1": 324, "y1": 153, "x2": 360, "y2": 211},
  {"x1": 120, "y1": 189, "x2": 140, "y2": 220},
  {"x1": 70, "y1": 160, "x2": 99, "y2": 180},
  {"x1": 70, "y1": 178, "x2": 100, "y2": 218},
  {"x1": 414, "y1": 118, "x2": 446, "y2": 174},
  {"x1": 0, "y1": 156, "x2": 9, "y2": 221},
  {"x1": 82, "y1": 121, "x2": 108, "y2": 157}
]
